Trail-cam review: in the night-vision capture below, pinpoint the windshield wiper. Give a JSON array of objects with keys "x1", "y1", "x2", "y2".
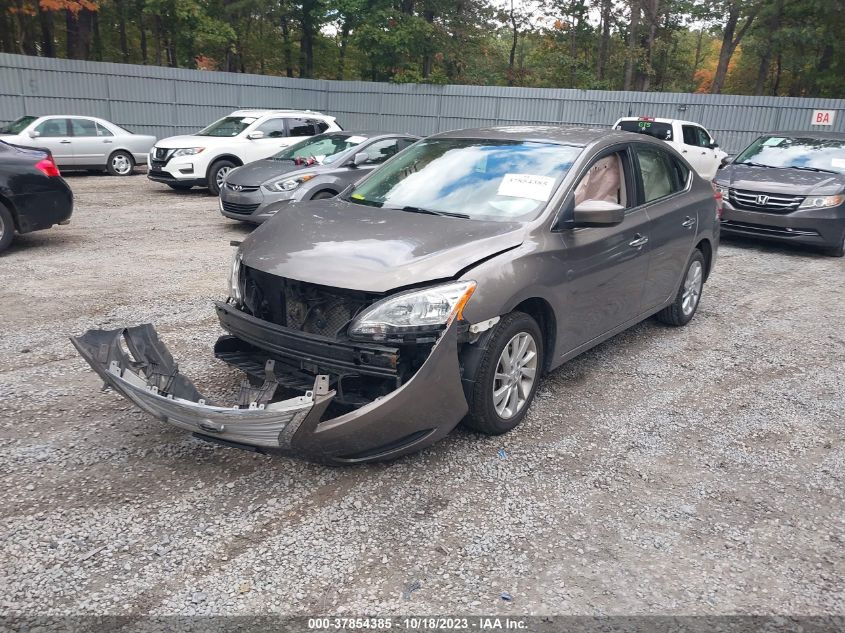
[
  {"x1": 739, "y1": 161, "x2": 775, "y2": 168},
  {"x1": 787, "y1": 165, "x2": 838, "y2": 174},
  {"x1": 391, "y1": 205, "x2": 470, "y2": 219}
]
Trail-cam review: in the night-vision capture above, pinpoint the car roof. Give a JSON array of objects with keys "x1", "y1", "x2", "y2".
[
  {"x1": 229, "y1": 109, "x2": 334, "y2": 119},
  {"x1": 765, "y1": 130, "x2": 845, "y2": 140},
  {"x1": 331, "y1": 130, "x2": 419, "y2": 139},
  {"x1": 429, "y1": 125, "x2": 629, "y2": 146}
]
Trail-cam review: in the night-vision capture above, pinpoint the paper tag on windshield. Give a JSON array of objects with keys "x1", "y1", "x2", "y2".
[
  {"x1": 831, "y1": 158, "x2": 845, "y2": 168},
  {"x1": 346, "y1": 135, "x2": 367, "y2": 144},
  {"x1": 763, "y1": 137, "x2": 785, "y2": 146},
  {"x1": 498, "y1": 174, "x2": 556, "y2": 201}
]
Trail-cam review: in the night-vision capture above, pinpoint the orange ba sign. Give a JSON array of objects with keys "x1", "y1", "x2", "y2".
[{"x1": 812, "y1": 110, "x2": 835, "y2": 126}]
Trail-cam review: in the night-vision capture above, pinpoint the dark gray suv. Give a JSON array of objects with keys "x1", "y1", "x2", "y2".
[
  {"x1": 219, "y1": 132, "x2": 418, "y2": 223},
  {"x1": 717, "y1": 131, "x2": 845, "y2": 257},
  {"x1": 74, "y1": 126, "x2": 720, "y2": 463}
]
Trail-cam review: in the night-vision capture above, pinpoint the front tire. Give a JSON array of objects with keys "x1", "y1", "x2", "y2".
[
  {"x1": 207, "y1": 160, "x2": 237, "y2": 196},
  {"x1": 311, "y1": 190, "x2": 337, "y2": 200},
  {"x1": 107, "y1": 150, "x2": 135, "y2": 176},
  {"x1": 0, "y1": 202, "x2": 14, "y2": 254},
  {"x1": 464, "y1": 311, "x2": 543, "y2": 435},
  {"x1": 656, "y1": 249, "x2": 705, "y2": 326},
  {"x1": 825, "y1": 233, "x2": 845, "y2": 258}
]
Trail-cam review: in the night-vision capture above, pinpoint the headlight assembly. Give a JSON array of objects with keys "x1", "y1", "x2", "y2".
[
  {"x1": 264, "y1": 174, "x2": 316, "y2": 193},
  {"x1": 348, "y1": 281, "x2": 477, "y2": 342},
  {"x1": 172, "y1": 147, "x2": 205, "y2": 157},
  {"x1": 799, "y1": 195, "x2": 843, "y2": 210},
  {"x1": 227, "y1": 250, "x2": 243, "y2": 304},
  {"x1": 714, "y1": 182, "x2": 730, "y2": 197}
]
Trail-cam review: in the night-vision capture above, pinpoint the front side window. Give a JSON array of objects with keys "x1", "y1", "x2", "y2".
[
  {"x1": 70, "y1": 119, "x2": 98, "y2": 137},
  {"x1": 1, "y1": 116, "x2": 38, "y2": 135},
  {"x1": 35, "y1": 119, "x2": 70, "y2": 137},
  {"x1": 574, "y1": 152, "x2": 628, "y2": 208},
  {"x1": 349, "y1": 138, "x2": 583, "y2": 222},
  {"x1": 635, "y1": 146, "x2": 680, "y2": 202},
  {"x1": 271, "y1": 133, "x2": 366, "y2": 165},
  {"x1": 196, "y1": 115, "x2": 258, "y2": 137},
  {"x1": 735, "y1": 135, "x2": 845, "y2": 174},
  {"x1": 255, "y1": 118, "x2": 287, "y2": 138},
  {"x1": 287, "y1": 118, "x2": 315, "y2": 137}
]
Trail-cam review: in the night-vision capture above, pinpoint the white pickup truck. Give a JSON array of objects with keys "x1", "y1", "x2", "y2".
[{"x1": 613, "y1": 117, "x2": 727, "y2": 180}]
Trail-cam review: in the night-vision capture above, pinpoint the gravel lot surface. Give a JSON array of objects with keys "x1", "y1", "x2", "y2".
[{"x1": 1, "y1": 172, "x2": 843, "y2": 619}]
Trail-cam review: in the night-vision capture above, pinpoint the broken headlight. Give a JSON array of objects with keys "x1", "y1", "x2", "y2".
[
  {"x1": 264, "y1": 173, "x2": 316, "y2": 192},
  {"x1": 348, "y1": 281, "x2": 476, "y2": 342},
  {"x1": 227, "y1": 250, "x2": 243, "y2": 304}
]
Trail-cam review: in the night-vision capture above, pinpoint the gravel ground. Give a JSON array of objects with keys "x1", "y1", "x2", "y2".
[{"x1": 0, "y1": 172, "x2": 843, "y2": 619}]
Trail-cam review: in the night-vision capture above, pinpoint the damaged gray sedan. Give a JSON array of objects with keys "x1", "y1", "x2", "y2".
[{"x1": 73, "y1": 126, "x2": 720, "y2": 463}]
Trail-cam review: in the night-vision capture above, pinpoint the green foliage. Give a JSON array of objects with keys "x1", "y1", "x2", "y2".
[{"x1": 0, "y1": 0, "x2": 841, "y2": 97}]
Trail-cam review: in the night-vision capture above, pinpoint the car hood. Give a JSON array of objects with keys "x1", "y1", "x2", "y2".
[
  {"x1": 154, "y1": 135, "x2": 235, "y2": 149},
  {"x1": 226, "y1": 159, "x2": 339, "y2": 186},
  {"x1": 240, "y1": 199, "x2": 525, "y2": 293},
  {"x1": 719, "y1": 164, "x2": 845, "y2": 195}
]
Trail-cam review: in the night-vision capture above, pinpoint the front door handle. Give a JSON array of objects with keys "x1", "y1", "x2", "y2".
[
  {"x1": 629, "y1": 234, "x2": 649, "y2": 248},
  {"x1": 103, "y1": 139, "x2": 113, "y2": 144},
  {"x1": 682, "y1": 216, "x2": 696, "y2": 228},
  {"x1": 60, "y1": 139, "x2": 71, "y2": 144}
]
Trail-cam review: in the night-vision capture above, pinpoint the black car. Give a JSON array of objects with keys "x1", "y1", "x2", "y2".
[
  {"x1": 716, "y1": 131, "x2": 845, "y2": 257},
  {"x1": 0, "y1": 141, "x2": 73, "y2": 254}
]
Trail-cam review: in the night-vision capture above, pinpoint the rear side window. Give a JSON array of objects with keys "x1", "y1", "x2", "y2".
[
  {"x1": 35, "y1": 119, "x2": 70, "y2": 137},
  {"x1": 314, "y1": 120, "x2": 330, "y2": 133},
  {"x1": 617, "y1": 120, "x2": 673, "y2": 141},
  {"x1": 70, "y1": 119, "x2": 98, "y2": 137},
  {"x1": 96, "y1": 122, "x2": 114, "y2": 137},
  {"x1": 635, "y1": 146, "x2": 682, "y2": 202},
  {"x1": 287, "y1": 118, "x2": 315, "y2": 137}
]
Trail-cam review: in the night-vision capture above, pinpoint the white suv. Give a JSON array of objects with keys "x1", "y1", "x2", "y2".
[
  {"x1": 148, "y1": 110, "x2": 342, "y2": 194},
  {"x1": 613, "y1": 117, "x2": 727, "y2": 180}
]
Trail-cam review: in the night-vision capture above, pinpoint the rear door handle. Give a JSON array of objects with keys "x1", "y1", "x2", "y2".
[
  {"x1": 629, "y1": 234, "x2": 649, "y2": 248},
  {"x1": 103, "y1": 139, "x2": 113, "y2": 143},
  {"x1": 60, "y1": 140, "x2": 71, "y2": 144},
  {"x1": 682, "y1": 216, "x2": 696, "y2": 228}
]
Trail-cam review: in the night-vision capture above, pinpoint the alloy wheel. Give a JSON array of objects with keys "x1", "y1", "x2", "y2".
[
  {"x1": 216, "y1": 166, "x2": 233, "y2": 188},
  {"x1": 493, "y1": 332, "x2": 538, "y2": 419},
  {"x1": 681, "y1": 260, "x2": 703, "y2": 316},
  {"x1": 111, "y1": 154, "x2": 131, "y2": 175}
]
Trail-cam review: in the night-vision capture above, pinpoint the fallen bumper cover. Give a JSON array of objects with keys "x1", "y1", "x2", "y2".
[{"x1": 71, "y1": 320, "x2": 468, "y2": 462}]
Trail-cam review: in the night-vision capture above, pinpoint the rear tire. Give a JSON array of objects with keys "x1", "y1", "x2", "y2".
[
  {"x1": 463, "y1": 311, "x2": 543, "y2": 436},
  {"x1": 107, "y1": 150, "x2": 135, "y2": 176},
  {"x1": 656, "y1": 249, "x2": 705, "y2": 327},
  {"x1": 0, "y1": 202, "x2": 15, "y2": 254},
  {"x1": 167, "y1": 183, "x2": 193, "y2": 191},
  {"x1": 208, "y1": 160, "x2": 237, "y2": 196}
]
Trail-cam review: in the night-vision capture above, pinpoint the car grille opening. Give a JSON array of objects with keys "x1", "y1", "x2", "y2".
[
  {"x1": 729, "y1": 188, "x2": 804, "y2": 214},
  {"x1": 226, "y1": 183, "x2": 261, "y2": 193},
  {"x1": 222, "y1": 201, "x2": 261, "y2": 215},
  {"x1": 721, "y1": 220, "x2": 819, "y2": 237}
]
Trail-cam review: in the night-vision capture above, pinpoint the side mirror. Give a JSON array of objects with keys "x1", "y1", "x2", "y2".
[
  {"x1": 708, "y1": 142, "x2": 719, "y2": 149},
  {"x1": 572, "y1": 200, "x2": 625, "y2": 227},
  {"x1": 28, "y1": 130, "x2": 40, "y2": 138},
  {"x1": 352, "y1": 152, "x2": 369, "y2": 167},
  {"x1": 719, "y1": 155, "x2": 734, "y2": 169},
  {"x1": 246, "y1": 131, "x2": 265, "y2": 140}
]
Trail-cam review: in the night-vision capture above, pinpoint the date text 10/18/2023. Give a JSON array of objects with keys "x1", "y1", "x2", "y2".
[{"x1": 307, "y1": 617, "x2": 529, "y2": 630}]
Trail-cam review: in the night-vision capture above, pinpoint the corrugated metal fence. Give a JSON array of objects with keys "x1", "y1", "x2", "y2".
[{"x1": 2, "y1": 53, "x2": 844, "y2": 153}]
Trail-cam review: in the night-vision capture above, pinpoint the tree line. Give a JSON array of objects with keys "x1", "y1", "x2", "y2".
[{"x1": 1, "y1": 0, "x2": 842, "y2": 98}]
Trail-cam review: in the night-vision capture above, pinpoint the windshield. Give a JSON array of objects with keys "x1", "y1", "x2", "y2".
[
  {"x1": 616, "y1": 119, "x2": 673, "y2": 141},
  {"x1": 1, "y1": 116, "x2": 38, "y2": 135},
  {"x1": 348, "y1": 138, "x2": 582, "y2": 222},
  {"x1": 272, "y1": 133, "x2": 367, "y2": 165},
  {"x1": 196, "y1": 116, "x2": 258, "y2": 137},
  {"x1": 735, "y1": 136, "x2": 845, "y2": 174}
]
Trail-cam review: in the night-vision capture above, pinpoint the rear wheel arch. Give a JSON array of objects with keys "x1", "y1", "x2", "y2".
[
  {"x1": 695, "y1": 238, "x2": 713, "y2": 280},
  {"x1": 0, "y1": 195, "x2": 20, "y2": 231}
]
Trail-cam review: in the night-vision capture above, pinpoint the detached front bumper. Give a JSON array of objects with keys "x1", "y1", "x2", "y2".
[{"x1": 71, "y1": 314, "x2": 469, "y2": 463}]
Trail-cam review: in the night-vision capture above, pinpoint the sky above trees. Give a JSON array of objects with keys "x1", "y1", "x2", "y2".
[{"x1": 1, "y1": 0, "x2": 842, "y2": 97}]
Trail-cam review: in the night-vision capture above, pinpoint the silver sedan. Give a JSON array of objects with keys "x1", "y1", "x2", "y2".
[{"x1": 0, "y1": 115, "x2": 156, "y2": 176}]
